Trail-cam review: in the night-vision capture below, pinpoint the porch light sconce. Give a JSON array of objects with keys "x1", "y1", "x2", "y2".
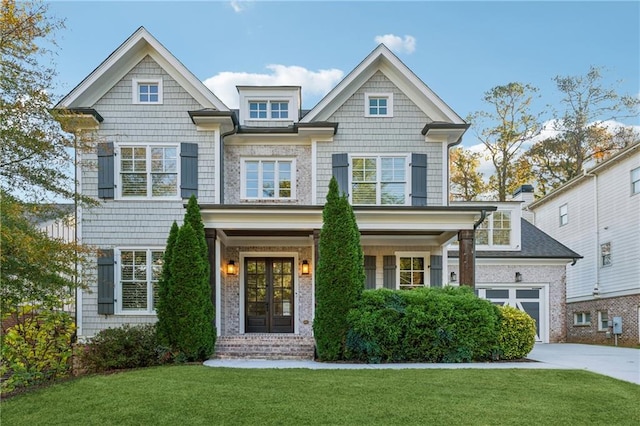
[
  {"x1": 450, "y1": 272, "x2": 457, "y2": 282},
  {"x1": 301, "y1": 260, "x2": 310, "y2": 275},
  {"x1": 227, "y1": 260, "x2": 237, "y2": 276},
  {"x1": 515, "y1": 272, "x2": 522, "y2": 283}
]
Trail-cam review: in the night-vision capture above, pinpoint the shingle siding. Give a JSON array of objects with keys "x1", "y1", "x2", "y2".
[{"x1": 315, "y1": 71, "x2": 445, "y2": 205}]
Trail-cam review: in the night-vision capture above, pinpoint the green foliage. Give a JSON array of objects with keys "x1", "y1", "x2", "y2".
[
  {"x1": 167, "y1": 222, "x2": 215, "y2": 361},
  {"x1": 313, "y1": 177, "x2": 365, "y2": 361},
  {"x1": 449, "y1": 147, "x2": 486, "y2": 201},
  {"x1": 346, "y1": 287, "x2": 500, "y2": 363},
  {"x1": 78, "y1": 324, "x2": 161, "y2": 372},
  {"x1": 1, "y1": 305, "x2": 75, "y2": 395},
  {"x1": 155, "y1": 221, "x2": 178, "y2": 346},
  {"x1": 496, "y1": 305, "x2": 536, "y2": 360}
]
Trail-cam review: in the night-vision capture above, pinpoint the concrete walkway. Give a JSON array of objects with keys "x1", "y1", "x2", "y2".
[{"x1": 204, "y1": 343, "x2": 639, "y2": 385}]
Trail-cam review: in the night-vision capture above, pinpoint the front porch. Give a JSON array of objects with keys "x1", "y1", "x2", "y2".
[{"x1": 214, "y1": 334, "x2": 315, "y2": 360}]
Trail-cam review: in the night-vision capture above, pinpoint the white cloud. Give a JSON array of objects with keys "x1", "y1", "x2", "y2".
[
  {"x1": 229, "y1": 0, "x2": 246, "y2": 13},
  {"x1": 203, "y1": 65, "x2": 344, "y2": 109},
  {"x1": 374, "y1": 34, "x2": 416, "y2": 54}
]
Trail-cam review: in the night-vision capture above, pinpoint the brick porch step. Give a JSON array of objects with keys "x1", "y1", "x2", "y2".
[{"x1": 214, "y1": 334, "x2": 315, "y2": 360}]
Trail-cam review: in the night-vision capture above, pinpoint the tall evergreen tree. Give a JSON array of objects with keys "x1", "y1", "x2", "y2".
[
  {"x1": 313, "y1": 177, "x2": 364, "y2": 361},
  {"x1": 155, "y1": 221, "x2": 179, "y2": 346},
  {"x1": 168, "y1": 222, "x2": 215, "y2": 361}
]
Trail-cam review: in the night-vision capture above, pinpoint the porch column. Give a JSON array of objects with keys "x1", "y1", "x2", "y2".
[
  {"x1": 205, "y1": 228, "x2": 217, "y2": 313},
  {"x1": 313, "y1": 229, "x2": 320, "y2": 271},
  {"x1": 458, "y1": 229, "x2": 475, "y2": 288}
]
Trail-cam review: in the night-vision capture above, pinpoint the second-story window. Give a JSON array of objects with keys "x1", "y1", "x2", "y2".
[
  {"x1": 476, "y1": 211, "x2": 511, "y2": 247},
  {"x1": 351, "y1": 156, "x2": 407, "y2": 205},
  {"x1": 632, "y1": 167, "x2": 640, "y2": 195},
  {"x1": 249, "y1": 101, "x2": 289, "y2": 120},
  {"x1": 242, "y1": 159, "x2": 295, "y2": 199},
  {"x1": 119, "y1": 146, "x2": 178, "y2": 198},
  {"x1": 132, "y1": 78, "x2": 162, "y2": 104},
  {"x1": 365, "y1": 93, "x2": 393, "y2": 117}
]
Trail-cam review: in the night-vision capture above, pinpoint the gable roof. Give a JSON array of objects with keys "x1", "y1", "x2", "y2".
[
  {"x1": 56, "y1": 27, "x2": 228, "y2": 111},
  {"x1": 450, "y1": 219, "x2": 582, "y2": 261},
  {"x1": 301, "y1": 44, "x2": 465, "y2": 125}
]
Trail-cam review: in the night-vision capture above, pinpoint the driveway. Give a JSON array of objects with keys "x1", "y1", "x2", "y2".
[{"x1": 528, "y1": 343, "x2": 639, "y2": 384}]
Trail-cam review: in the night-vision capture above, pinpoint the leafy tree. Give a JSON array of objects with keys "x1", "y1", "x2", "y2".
[
  {"x1": 313, "y1": 177, "x2": 365, "y2": 361},
  {"x1": 168, "y1": 222, "x2": 215, "y2": 361},
  {"x1": 526, "y1": 67, "x2": 640, "y2": 194},
  {"x1": 155, "y1": 221, "x2": 179, "y2": 346},
  {"x1": 468, "y1": 82, "x2": 542, "y2": 201},
  {"x1": 449, "y1": 147, "x2": 486, "y2": 201}
]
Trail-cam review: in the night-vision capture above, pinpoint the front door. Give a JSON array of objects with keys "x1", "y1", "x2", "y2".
[{"x1": 245, "y1": 258, "x2": 294, "y2": 333}]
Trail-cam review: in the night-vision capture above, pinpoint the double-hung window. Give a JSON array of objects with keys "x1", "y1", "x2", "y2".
[
  {"x1": 119, "y1": 145, "x2": 178, "y2": 198},
  {"x1": 242, "y1": 158, "x2": 294, "y2": 199},
  {"x1": 351, "y1": 156, "x2": 407, "y2": 205},
  {"x1": 632, "y1": 167, "x2": 640, "y2": 195},
  {"x1": 559, "y1": 204, "x2": 568, "y2": 226},
  {"x1": 476, "y1": 211, "x2": 511, "y2": 246},
  {"x1": 118, "y1": 249, "x2": 163, "y2": 313},
  {"x1": 600, "y1": 242, "x2": 612, "y2": 267},
  {"x1": 249, "y1": 101, "x2": 289, "y2": 120},
  {"x1": 397, "y1": 252, "x2": 429, "y2": 290}
]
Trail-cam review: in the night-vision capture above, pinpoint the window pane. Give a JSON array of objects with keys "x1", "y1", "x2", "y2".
[
  {"x1": 122, "y1": 174, "x2": 147, "y2": 196},
  {"x1": 476, "y1": 229, "x2": 488, "y2": 245},
  {"x1": 412, "y1": 257, "x2": 424, "y2": 270},
  {"x1": 152, "y1": 173, "x2": 177, "y2": 196},
  {"x1": 122, "y1": 282, "x2": 147, "y2": 310},
  {"x1": 352, "y1": 183, "x2": 376, "y2": 204},
  {"x1": 381, "y1": 183, "x2": 405, "y2": 205}
]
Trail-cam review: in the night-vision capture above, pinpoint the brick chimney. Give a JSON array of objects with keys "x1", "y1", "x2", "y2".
[{"x1": 512, "y1": 184, "x2": 535, "y2": 222}]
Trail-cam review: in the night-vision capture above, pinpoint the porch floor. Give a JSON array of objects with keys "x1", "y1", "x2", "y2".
[{"x1": 214, "y1": 334, "x2": 315, "y2": 360}]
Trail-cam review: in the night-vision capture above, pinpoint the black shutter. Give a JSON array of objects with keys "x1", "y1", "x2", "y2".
[
  {"x1": 97, "y1": 249, "x2": 115, "y2": 315},
  {"x1": 383, "y1": 255, "x2": 396, "y2": 289},
  {"x1": 411, "y1": 153, "x2": 427, "y2": 206},
  {"x1": 181, "y1": 142, "x2": 198, "y2": 198},
  {"x1": 364, "y1": 255, "x2": 376, "y2": 290},
  {"x1": 332, "y1": 153, "x2": 349, "y2": 196},
  {"x1": 430, "y1": 255, "x2": 443, "y2": 288},
  {"x1": 97, "y1": 142, "x2": 115, "y2": 199}
]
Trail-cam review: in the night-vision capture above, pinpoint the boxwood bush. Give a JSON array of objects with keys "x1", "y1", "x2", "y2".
[
  {"x1": 346, "y1": 287, "x2": 501, "y2": 363},
  {"x1": 78, "y1": 324, "x2": 163, "y2": 372},
  {"x1": 496, "y1": 305, "x2": 536, "y2": 360}
]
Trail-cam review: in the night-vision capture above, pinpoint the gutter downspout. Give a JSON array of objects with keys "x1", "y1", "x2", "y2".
[
  {"x1": 584, "y1": 170, "x2": 599, "y2": 297},
  {"x1": 220, "y1": 123, "x2": 239, "y2": 205}
]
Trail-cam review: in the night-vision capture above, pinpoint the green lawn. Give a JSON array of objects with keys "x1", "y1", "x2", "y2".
[{"x1": 2, "y1": 366, "x2": 639, "y2": 425}]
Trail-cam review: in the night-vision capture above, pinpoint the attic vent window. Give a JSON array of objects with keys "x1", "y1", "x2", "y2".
[
  {"x1": 133, "y1": 78, "x2": 163, "y2": 104},
  {"x1": 365, "y1": 93, "x2": 393, "y2": 117}
]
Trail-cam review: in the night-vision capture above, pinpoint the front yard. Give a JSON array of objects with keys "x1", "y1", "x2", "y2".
[{"x1": 2, "y1": 366, "x2": 639, "y2": 425}]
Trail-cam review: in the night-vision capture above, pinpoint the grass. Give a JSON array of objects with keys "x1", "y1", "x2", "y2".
[{"x1": 2, "y1": 366, "x2": 639, "y2": 425}]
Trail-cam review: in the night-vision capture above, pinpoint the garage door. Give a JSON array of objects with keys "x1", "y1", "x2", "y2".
[{"x1": 476, "y1": 287, "x2": 545, "y2": 342}]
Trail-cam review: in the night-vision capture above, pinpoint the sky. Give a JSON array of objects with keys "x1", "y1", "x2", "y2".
[{"x1": 47, "y1": 0, "x2": 640, "y2": 152}]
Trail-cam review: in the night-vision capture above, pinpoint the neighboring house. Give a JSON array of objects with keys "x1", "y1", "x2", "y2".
[
  {"x1": 448, "y1": 186, "x2": 581, "y2": 343},
  {"x1": 528, "y1": 142, "x2": 640, "y2": 347},
  {"x1": 54, "y1": 27, "x2": 573, "y2": 357}
]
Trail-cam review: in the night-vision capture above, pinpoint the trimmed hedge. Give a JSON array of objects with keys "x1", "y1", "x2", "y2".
[
  {"x1": 496, "y1": 305, "x2": 536, "y2": 360},
  {"x1": 346, "y1": 287, "x2": 501, "y2": 363}
]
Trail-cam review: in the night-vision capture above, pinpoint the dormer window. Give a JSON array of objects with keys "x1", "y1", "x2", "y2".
[
  {"x1": 365, "y1": 93, "x2": 393, "y2": 117},
  {"x1": 133, "y1": 78, "x2": 162, "y2": 104},
  {"x1": 249, "y1": 101, "x2": 289, "y2": 120}
]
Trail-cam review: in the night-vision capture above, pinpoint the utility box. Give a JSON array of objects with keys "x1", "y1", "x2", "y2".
[{"x1": 612, "y1": 317, "x2": 622, "y2": 334}]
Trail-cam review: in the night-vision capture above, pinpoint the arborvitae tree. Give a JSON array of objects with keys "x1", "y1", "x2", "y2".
[
  {"x1": 313, "y1": 177, "x2": 365, "y2": 361},
  {"x1": 168, "y1": 222, "x2": 215, "y2": 361},
  {"x1": 155, "y1": 221, "x2": 179, "y2": 346}
]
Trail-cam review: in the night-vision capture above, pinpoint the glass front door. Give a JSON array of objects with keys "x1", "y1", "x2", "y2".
[{"x1": 245, "y1": 258, "x2": 294, "y2": 333}]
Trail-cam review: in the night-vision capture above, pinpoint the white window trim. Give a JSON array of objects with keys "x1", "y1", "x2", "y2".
[
  {"x1": 240, "y1": 157, "x2": 296, "y2": 200},
  {"x1": 365, "y1": 92, "x2": 393, "y2": 117},
  {"x1": 631, "y1": 167, "x2": 640, "y2": 196},
  {"x1": 395, "y1": 251, "x2": 430, "y2": 289},
  {"x1": 247, "y1": 100, "x2": 291, "y2": 121},
  {"x1": 132, "y1": 78, "x2": 163, "y2": 104},
  {"x1": 475, "y1": 210, "x2": 516, "y2": 250},
  {"x1": 348, "y1": 153, "x2": 409, "y2": 206},
  {"x1": 115, "y1": 143, "x2": 182, "y2": 201},
  {"x1": 597, "y1": 311, "x2": 609, "y2": 331},
  {"x1": 559, "y1": 203, "x2": 568, "y2": 226},
  {"x1": 115, "y1": 247, "x2": 164, "y2": 315},
  {"x1": 574, "y1": 312, "x2": 591, "y2": 326}
]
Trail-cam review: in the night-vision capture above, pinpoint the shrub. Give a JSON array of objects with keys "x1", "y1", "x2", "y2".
[
  {"x1": 79, "y1": 324, "x2": 161, "y2": 372},
  {"x1": 346, "y1": 287, "x2": 500, "y2": 363},
  {"x1": 314, "y1": 177, "x2": 364, "y2": 361},
  {"x1": 1, "y1": 307, "x2": 75, "y2": 395},
  {"x1": 496, "y1": 305, "x2": 536, "y2": 360}
]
